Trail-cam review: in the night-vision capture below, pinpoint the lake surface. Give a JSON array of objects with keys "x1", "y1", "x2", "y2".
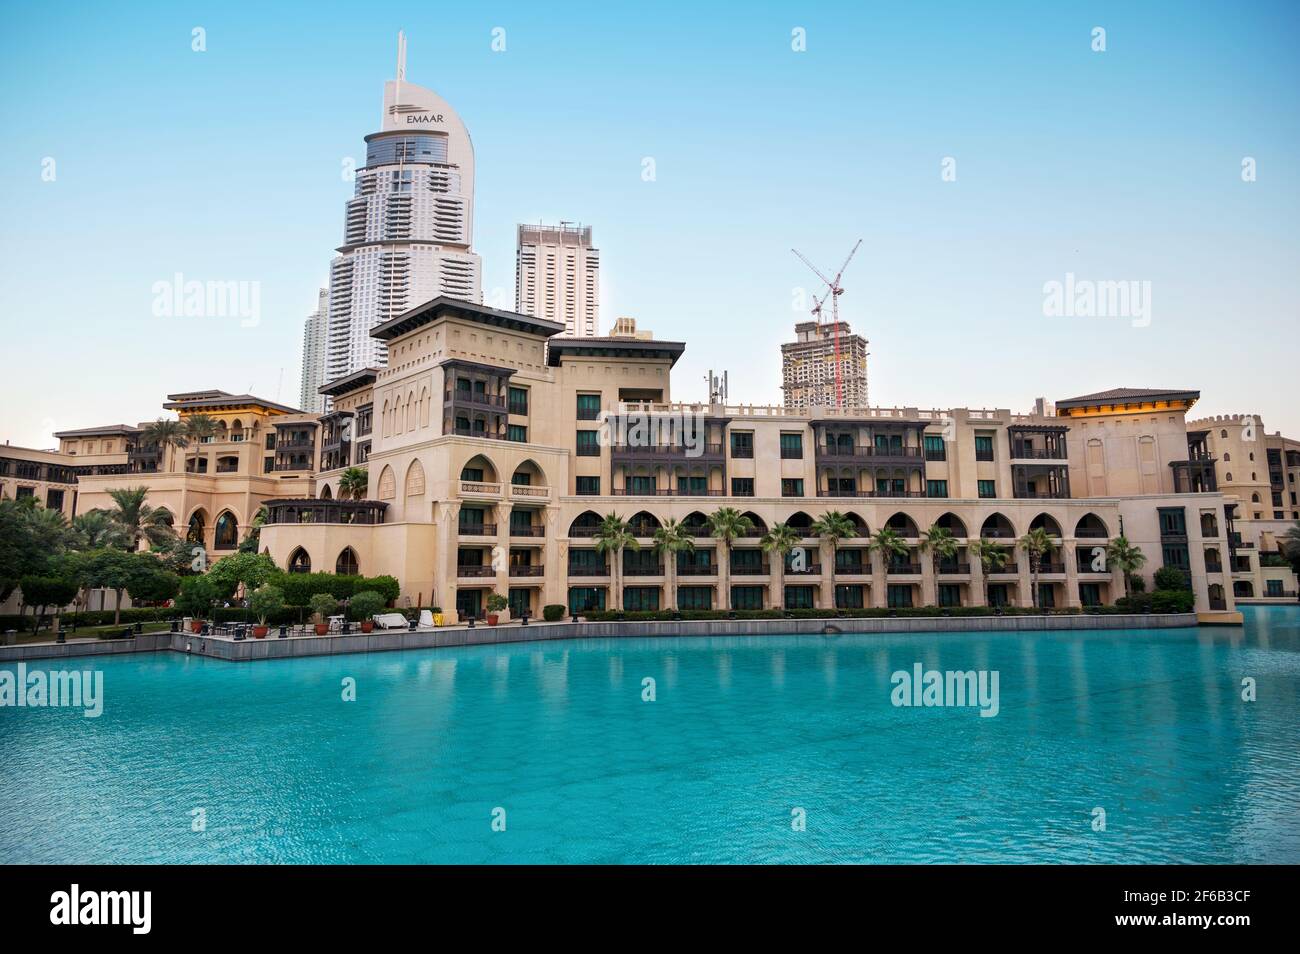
[{"x1": 2, "y1": 607, "x2": 1297, "y2": 863}]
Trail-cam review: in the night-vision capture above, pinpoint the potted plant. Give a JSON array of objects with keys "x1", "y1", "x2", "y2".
[
  {"x1": 485, "y1": 592, "x2": 508, "y2": 626},
  {"x1": 309, "y1": 593, "x2": 338, "y2": 636},
  {"x1": 248, "y1": 584, "x2": 284, "y2": 639},
  {"x1": 349, "y1": 590, "x2": 385, "y2": 634},
  {"x1": 176, "y1": 575, "x2": 218, "y2": 633}
]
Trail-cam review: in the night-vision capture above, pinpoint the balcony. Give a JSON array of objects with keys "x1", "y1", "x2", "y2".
[
  {"x1": 987, "y1": 563, "x2": 1019, "y2": 575},
  {"x1": 459, "y1": 479, "x2": 503, "y2": 499},
  {"x1": 623, "y1": 564, "x2": 665, "y2": 577},
  {"x1": 508, "y1": 565, "x2": 545, "y2": 577},
  {"x1": 1204, "y1": 560, "x2": 1224, "y2": 573},
  {"x1": 611, "y1": 443, "x2": 725, "y2": 461},
  {"x1": 509, "y1": 524, "x2": 544, "y2": 538},
  {"x1": 509, "y1": 483, "x2": 551, "y2": 502},
  {"x1": 447, "y1": 390, "x2": 506, "y2": 410},
  {"x1": 1037, "y1": 562, "x2": 1067, "y2": 574},
  {"x1": 730, "y1": 563, "x2": 770, "y2": 576},
  {"x1": 456, "y1": 565, "x2": 496, "y2": 578},
  {"x1": 887, "y1": 563, "x2": 922, "y2": 576},
  {"x1": 937, "y1": 563, "x2": 971, "y2": 575},
  {"x1": 567, "y1": 563, "x2": 610, "y2": 577},
  {"x1": 677, "y1": 564, "x2": 718, "y2": 576},
  {"x1": 817, "y1": 489, "x2": 927, "y2": 499},
  {"x1": 458, "y1": 523, "x2": 497, "y2": 537},
  {"x1": 786, "y1": 564, "x2": 824, "y2": 576},
  {"x1": 610, "y1": 488, "x2": 726, "y2": 497},
  {"x1": 818, "y1": 444, "x2": 923, "y2": 461}
]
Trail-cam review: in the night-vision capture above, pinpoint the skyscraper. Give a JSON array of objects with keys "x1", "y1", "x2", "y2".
[
  {"x1": 323, "y1": 34, "x2": 481, "y2": 382},
  {"x1": 515, "y1": 223, "x2": 600, "y2": 337},
  {"x1": 299, "y1": 287, "x2": 329, "y2": 413},
  {"x1": 781, "y1": 320, "x2": 870, "y2": 411}
]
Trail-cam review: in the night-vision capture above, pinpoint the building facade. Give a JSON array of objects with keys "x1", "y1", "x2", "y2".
[
  {"x1": 323, "y1": 50, "x2": 481, "y2": 383},
  {"x1": 6, "y1": 301, "x2": 1297, "y2": 618},
  {"x1": 781, "y1": 320, "x2": 869, "y2": 411},
  {"x1": 299, "y1": 287, "x2": 329, "y2": 414},
  {"x1": 515, "y1": 223, "x2": 600, "y2": 337}
]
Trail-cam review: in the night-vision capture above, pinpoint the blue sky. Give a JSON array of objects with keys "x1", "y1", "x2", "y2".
[{"x1": 1, "y1": 0, "x2": 1297, "y2": 447}]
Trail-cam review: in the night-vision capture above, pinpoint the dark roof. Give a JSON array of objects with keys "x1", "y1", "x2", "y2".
[
  {"x1": 546, "y1": 337, "x2": 686, "y2": 367},
  {"x1": 370, "y1": 296, "x2": 566, "y2": 341},
  {"x1": 1054, "y1": 387, "x2": 1200, "y2": 410},
  {"x1": 318, "y1": 368, "x2": 379, "y2": 397},
  {"x1": 162, "y1": 392, "x2": 303, "y2": 414},
  {"x1": 53, "y1": 424, "x2": 141, "y2": 438}
]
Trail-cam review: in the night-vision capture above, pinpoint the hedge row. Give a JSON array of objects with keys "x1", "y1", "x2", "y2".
[
  {"x1": 575, "y1": 606, "x2": 1140, "y2": 622},
  {"x1": 0, "y1": 607, "x2": 174, "y2": 632}
]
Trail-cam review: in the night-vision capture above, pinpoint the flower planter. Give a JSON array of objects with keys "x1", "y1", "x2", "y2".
[
  {"x1": 314, "y1": 623, "x2": 330, "y2": 636},
  {"x1": 252, "y1": 625, "x2": 269, "y2": 639},
  {"x1": 486, "y1": 614, "x2": 499, "y2": 626},
  {"x1": 360, "y1": 620, "x2": 374, "y2": 633},
  {"x1": 190, "y1": 620, "x2": 203, "y2": 634}
]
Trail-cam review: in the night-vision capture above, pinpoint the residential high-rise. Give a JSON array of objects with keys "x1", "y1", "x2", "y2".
[
  {"x1": 324, "y1": 35, "x2": 481, "y2": 382},
  {"x1": 299, "y1": 287, "x2": 329, "y2": 413},
  {"x1": 515, "y1": 223, "x2": 600, "y2": 336},
  {"x1": 781, "y1": 320, "x2": 869, "y2": 411}
]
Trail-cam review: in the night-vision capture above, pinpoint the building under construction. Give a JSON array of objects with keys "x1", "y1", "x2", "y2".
[{"x1": 781, "y1": 320, "x2": 869, "y2": 411}]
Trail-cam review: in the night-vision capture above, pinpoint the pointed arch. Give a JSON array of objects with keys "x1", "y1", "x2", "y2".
[
  {"x1": 377, "y1": 465, "x2": 396, "y2": 500},
  {"x1": 785, "y1": 511, "x2": 814, "y2": 533},
  {"x1": 628, "y1": 511, "x2": 661, "y2": 536},
  {"x1": 186, "y1": 508, "x2": 207, "y2": 544},
  {"x1": 934, "y1": 512, "x2": 967, "y2": 537},
  {"x1": 1030, "y1": 513, "x2": 1063, "y2": 537},
  {"x1": 405, "y1": 458, "x2": 426, "y2": 499},
  {"x1": 1074, "y1": 513, "x2": 1109, "y2": 538},
  {"x1": 287, "y1": 546, "x2": 312, "y2": 574},
  {"x1": 460, "y1": 453, "x2": 499, "y2": 484},
  {"x1": 842, "y1": 511, "x2": 869, "y2": 537},
  {"x1": 568, "y1": 510, "x2": 603, "y2": 537},
  {"x1": 512, "y1": 458, "x2": 546, "y2": 487},
  {"x1": 741, "y1": 511, "x2": 769, "y2": 535},
  {"x1": 980, "y1": 512, "x2": 1016, "y2": 540},
  {"x1": 213, "y1": 510, "x2": 239, "y2": 550},
  {"x1": 335, "y1": 546, "x2": 359, "y2": 576},
  {"x1": 884, "y1": 512, "x2": 919, "y2": 537},
  {"x1": 320, "y1": 484, "x2": 333, "y2": 500}
]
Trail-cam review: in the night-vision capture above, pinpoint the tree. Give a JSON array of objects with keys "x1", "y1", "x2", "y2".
[
  {"x1": 183, "y1": 413, "x2": 218, "y2": 446},
  {"x1": 593, "y1": 512, "x2": 638, "y2": 612},
  {"x1": 348, "y1": 590, "x2": 385, "y2": 623},
  {"x1": 71, "y1": 509, "x2": 130, "y2": 551},
  {"x1": 811, "y1": 511, "x2": 858, "y2": 608},
  {"x1": 141, "y1": 418, "x2": 188, "y2": 473},
  {"x1": 968, "y1": 538, "x2": 1009, "y2": 607},
  {"x1": 130, "y1": 567, "x2": 182, "y2": 604},
  {"x1": 249, "y1": 584, "x2": 285, "y2": 627},
  {"x1": 1280, "y1": 522, "x2": 1300, "y2": 574},
  {"x1": 207, "y1": 552, "x2": 278, "y2": 601},
  {"x1": 919, "y1": 524, "x2": 960, "y2": 605},
  {"x1": 238, "y1": 505, "x2": 269, "y2": 554},
  {"x1": 0, "y1": 497, "x2": 71, "y2": 602},
  {"x1": 104, "y1": 486, "x2": 177, "y2": 550},
  {"x1": 153, "y1": 536, "x2": 206, "y2": 576},
  {"x1": 1018, "y1": 527, "x2": 1055, "y2": 609},
  {"x1": 176, "y1": 575, "x2": 220, "y2": 620},
  {"x1": 338, "y1": 467, "x2": 369, "y2": 501},
  {"x1": 18, "y1": 575, "x2": 80, "y2": 634},
  {"x1": 1105, "y1": 535, "x2": 1147, "y2": 598},
  {"x1": 761, "y1": 522, "x2": 800, "y2": 611},
  {"x1": 707, "y1": 507, "x2": 754, "y2": 611},
  {"x1": 869, "y1": 526, "x2": 909, "y2": 573},
  {"x1": 652, "y1": 518, "x2": 695, "y2": 612},
  {"x1": 81, "y1": 549, "x2": 158, "y2": 625}
]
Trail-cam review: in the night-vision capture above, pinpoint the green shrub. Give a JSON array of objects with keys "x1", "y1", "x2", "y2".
[
  {"x1": 309, "y1": 593, "x2": 339, "y2": 621},
  {"x1": 176, "y1": 575, "x2": 221, "y2": 619},
  {"x1": 486, "y1": 592, "x2": 509, "y2": 614},
  {"x1": 1153, "y1": 566, "x2": 1189, "y2": 591},
  {"x1": 360, "y1": 575, "x2": 400, "y2": 604},
  {"x1": 348, "y1": 590, "x2": 386, "y2": 622},
  {"x1": 1151, "y1": 589, "x2": 1195, "y2": 613},
  {"x1": 542, "y1": 604, "x2": 567, "y2": 622},
  {"x1": 249, "y1": 585, "x2": 285, "y2": 625}
]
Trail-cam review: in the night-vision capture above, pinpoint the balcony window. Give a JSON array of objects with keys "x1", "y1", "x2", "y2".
[
  {"x1": 575, "y1": 476, "x2": 600, "y2": 495},
  {"x1": 678, "y1": 586, "x2": 713, "y2": 610},
  {"x1": 975, "y1": 434, "x2": 995, "y2": 461},
  {"x1": 874, "y1": 434, "x2": 903, "y2": 453},
  {"x1": 731, "y1": 586, "x2": 764, "y2": 610},
  {"x1": 677, "y1": 476, "x2": 708, "y2": 495},
  {"x1": 835, "y1": 585, "x2": 865, "y2": 609},
  {"x1": 576, "y1": 394, "x2": 602, "y2": 421},
  {"x1": 779, "y1": 433, "x2": 803, "y2": 459},
  {"x1": 978, "y1": 480, "x2": 996, "y2": 499},
  {"x1": 784, "y1": 585, "x2": 815, "y2": 609},
  {"x1": 507, "y1": 424, "x2": 527, "y2": 443},
  {"x1": 926, "y1": 480, "x2": 948, "y2": 498},
  {"x1": 781, "y1": 478, "x2": 804, "y2": 497},
  {"x1": 508, "y1": 386, "x2": 528, "y2": 416},
  {"x1": 731, "y1": 432, "x2": 754, "y2": 458},
  {"x1": 887, "y1": 585, "x2": 914, "y2": 608},
  {"x1": 624, "y1": 587, "x2": 660, "y2": 611},
  {"x1": 625, "y1": 475, "x2": 656, "y2": 495},
  {"x1": 576, "y1": 431, "x2": 600, "y2": 456},
  {"x1": 938, "y1": 584, "x2": 961, "y2": 608},
  {"x1": 924, "y1": 435, "x2": 946, "y2": 461},
  {"x1": 568, "y1": 587, "x2": 606, "y2": 614},
  {"x1": 731, "y1": 477, "x2": 754, "y2": 496}
]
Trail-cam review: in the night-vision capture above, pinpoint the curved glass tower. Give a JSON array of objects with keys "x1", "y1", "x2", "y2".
[{"x1": 322, "y1": 45, "x2": 482, "y2": 384}]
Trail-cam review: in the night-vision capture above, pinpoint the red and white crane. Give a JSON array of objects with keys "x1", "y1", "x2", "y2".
[{"x1": 792, "y1": 239, "x2": 863, "y2": 407}]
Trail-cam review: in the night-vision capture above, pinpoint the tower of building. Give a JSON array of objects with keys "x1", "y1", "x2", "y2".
[
  {"x1": 299, "y1": 287, "x2": 329, "y2": 413},
  {"x1": 515, "y1": 223, "x2": 600, "y2": 336},
  {"x1": 780, "y1": 320, "x2": 870, "y2": 411},
  {"x1": 322, "y1": 34, "x2": 482, "y2": 383}
]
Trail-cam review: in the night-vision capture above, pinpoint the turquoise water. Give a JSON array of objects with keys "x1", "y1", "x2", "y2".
[{"x1": 2, "y1": 607, "x2": 1298, "y2": 864}]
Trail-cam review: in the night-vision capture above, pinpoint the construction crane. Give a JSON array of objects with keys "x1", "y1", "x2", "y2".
[{"x1": 792, "y1": 239, "x2": 863, "y2": 407}]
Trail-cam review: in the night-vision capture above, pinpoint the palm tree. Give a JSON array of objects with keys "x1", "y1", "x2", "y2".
[
  {"x1": 761, "y1": 522, "x2": 800, "y2": 611},
  {"x1": 1281, "y1": 522, "x2": 1300, "y2": 571},
  {"x1": 141, "y1": 418, "x2": 188, "y2": 473},
  {"x1": 967, "y1": 538, "x2": 1008, "y2": 607},
  {"x1": 811, "y1": 510, "x2": 858, "y2": 609},
  {"x1": 105, "y1": 486, "x2": 177, "y2": 551},
  {"x1": 71, "y1": 509, "x2": 130, "y2": 550},
  {"x1": 707, "y1": 507, "x2": 754, "y2": 611},
  {"x1": 593, "y1": 511, "x2": 638, "y2": 612},
  {"x1": 183, "y1": 413, "x2": 218, "y2": 447},
  {"x1": 338, "y1": 466, "x2": 369, "y2": 501},
  {"x1": 238, "y1": 505, "x2": 270, "y2": 554},
  {"x1": 1018, "y1": 527, "x2": 1055, "y2": 609},
  {"x1": 869, "y1": 527, "x2": 910, "y2": 604},
  {"x1": 1105, "y1": 534, "x2": 1147, "y2": 598},
  {"x1": 652, "y1": 518, "x2": 695, "y2": 612},
  {"x1": 919, "y1": 523, "x2": 960, "y2": 605}
]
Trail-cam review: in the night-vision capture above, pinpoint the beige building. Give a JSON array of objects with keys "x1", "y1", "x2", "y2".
[
  {"x1": 515, "y1": 223, "x2": 601, "y2": 337},
  {"x1": 6, "y1": 299, "x2": 1296, "y2": 620},
  {"x1": 781, "y1": 320, "x2": 869, "y2": 411}
]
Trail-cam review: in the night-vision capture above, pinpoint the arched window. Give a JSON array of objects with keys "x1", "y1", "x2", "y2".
[
  {"x1": 377, "y1": 465, "x2": 396, "y2": 500},
  {"x1": 320, "y1": 485, "x2": 333, "y2": 500},
  {"x1": 288, "y1": 547, "x2": 312, "y2": 574},
  {"x1": 335, "y1": 547, "x2": 359, "y2": 576},
  {"x1": 1223, "y1": 453, "x2": 1230, "y2": 462},
  {"x1": 213, "y1": 511, "x2": 239, "y2": 550},
  {"x1": 187, "y1": 510, "x2": 206, "y2": 544}
]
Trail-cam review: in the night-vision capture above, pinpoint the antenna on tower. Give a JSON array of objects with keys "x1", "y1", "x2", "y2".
[
  {"x1": 791, "y1": 239, "x2": 863, "y2": 408},
  {"x1": 396, "y1": 30, "x2": 407, "y2": 81}
]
